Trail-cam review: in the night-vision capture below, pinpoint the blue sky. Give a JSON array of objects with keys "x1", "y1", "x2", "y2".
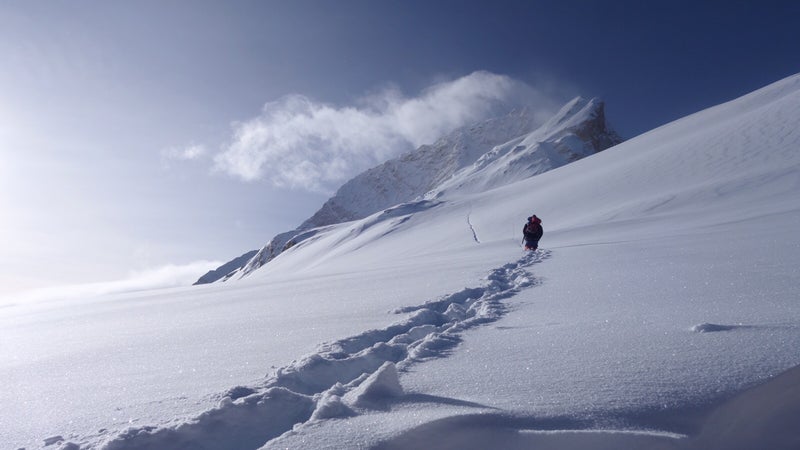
[{"x1": 1, "y1": 1, "x2": 798, "y2": 299}]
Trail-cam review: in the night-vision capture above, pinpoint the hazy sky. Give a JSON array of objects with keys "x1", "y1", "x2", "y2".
[{"x1": 1, "y1": 0, "x2": 798, "y2": 299}]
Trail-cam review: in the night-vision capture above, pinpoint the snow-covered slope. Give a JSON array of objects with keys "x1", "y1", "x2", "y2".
[
  {"x1": 193, "y1": 250, "x2": 257, "y2": 285},
  {"x1": 250, "y1": 73, "x2": 800, "y2": 449},
  {"x1": 428, "y1": 97, "x2": 622, "y2": 197},
  {"x1": 3, "y1": 74, "x2": 800, "y2": 450},
  {"x1": 214, "y1": 98, "x2": 621, "y2": 281},
  {"x1": 217, "y1": 108, "x2": 545, "y2": 280},
  {"x1": 304, "y1": 107, "x2": 543, "y2": 222}
]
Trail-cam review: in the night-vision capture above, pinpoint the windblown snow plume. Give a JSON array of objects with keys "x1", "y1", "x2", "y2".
[
  {"x1": 11, "y1": 260, "x2": 223, "y2": 304},
  {"x1": 213, "y1": 71, "x2": 560, "y2": 192}
]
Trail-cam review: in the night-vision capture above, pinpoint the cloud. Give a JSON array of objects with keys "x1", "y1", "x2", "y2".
[
  {"x1": 7, "y1": 260, "x2": 223, "y2": 304},
  {"x1": 161, "y1": 144, "x2": 208, "y2": 168},
  {"x1": 213, "y1": 71, "x2": 560, "y2": 192}
]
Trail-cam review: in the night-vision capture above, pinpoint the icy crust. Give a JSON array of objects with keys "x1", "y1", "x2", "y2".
[{"x1": 78, "y1": 251, "x2": 549, "y2": 450}]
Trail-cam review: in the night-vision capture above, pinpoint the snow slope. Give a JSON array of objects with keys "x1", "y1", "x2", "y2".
[
  {"x1": 3, "y1": 73, "x2": 800, "y2": 449},
  {"x1": 428, "y1": 96, "x2": 622, "y2": 197},
  {"x1": 193, "y1": 250, "x2": 257, "y2": 285},
  {"x1": 209, "y1": 107, "x2": 544, "y2": 282},
  {"x1": 209, "y1": 98, "x2": 621, "y2": 282}
]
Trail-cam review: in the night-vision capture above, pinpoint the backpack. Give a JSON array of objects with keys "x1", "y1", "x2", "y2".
[{"x1": 523, "y1": 216, "x2": 543, "y2": 240}]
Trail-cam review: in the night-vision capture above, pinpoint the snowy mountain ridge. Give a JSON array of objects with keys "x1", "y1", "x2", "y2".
[
  {"x1": 428, "y1": 96, "x2": 622, "y2": 197},
  {"x1": 201, "y1": 97, "x2": 621, "y2": 282}
]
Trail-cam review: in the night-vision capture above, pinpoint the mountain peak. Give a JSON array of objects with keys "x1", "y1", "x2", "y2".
[
  {"x1": 197, "y1": 96, "x2": 623, "y2": 283},
  {"x1": 428, "y1": 96, "x2": 623, "y2": 197},
  {"x1": 541, "y1": 96, "x2": 604, "y2": 134},
  {"x1": 549, "y1": 97, "x2": 621, "y2": 153}
]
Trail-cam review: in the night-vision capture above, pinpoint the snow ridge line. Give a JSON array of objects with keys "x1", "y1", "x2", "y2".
[{"x1": 92, "y1": 251, "x2": 550, "y2": 450}]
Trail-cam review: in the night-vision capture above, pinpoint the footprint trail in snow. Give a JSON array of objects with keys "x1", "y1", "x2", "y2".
[{"x1": 89, "y1": 250, "x2": 550, "y2": 450}]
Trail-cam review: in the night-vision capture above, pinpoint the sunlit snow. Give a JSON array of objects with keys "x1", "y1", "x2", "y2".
[{"x1": 2, "y1": 74, "x2": 800, "y2": 450}]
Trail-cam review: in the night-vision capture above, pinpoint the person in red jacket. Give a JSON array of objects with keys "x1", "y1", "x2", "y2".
[{"x1": 523, "y1": 215, "x2": 543, "y2": 251}]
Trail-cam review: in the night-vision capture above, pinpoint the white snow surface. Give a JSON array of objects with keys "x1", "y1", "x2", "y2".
[
  {"x1": 226, "y1": 107, "x2": 548, "y2": 280},
  {"x1": 224, "y1": 97, "x2": 619, "y2": 281},
  {"x1": 3, "y1": 74, "x2": 800, "y2": 449},
  {"x1": 429, "y1": 96, "x2": 621, "y2": 197}
]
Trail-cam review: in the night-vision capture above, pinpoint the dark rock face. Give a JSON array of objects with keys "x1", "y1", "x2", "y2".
[{"x1": 572, "y1": 100, "x2": 623, "y2": 153}]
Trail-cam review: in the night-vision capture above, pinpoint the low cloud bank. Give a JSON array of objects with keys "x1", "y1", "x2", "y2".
[
  {"x1": 213, "y1": 71, "x2": 560, "y2": 192},
  {"x1": 7, "y1": 260, "x2": 222, "y2": 304}
]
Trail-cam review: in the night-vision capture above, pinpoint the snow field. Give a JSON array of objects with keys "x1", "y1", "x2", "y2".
[
  {"x1": 263, "y1": 74, "x2": 800, "y2": 448},
  {"x1": 4, "y1": 74, "x2": 800, "y2": 449},
  {"x1": 1, "y1": 248, "x2": 503, "y2": 449},
  {"x1": 92, "y1": 250, "x2": 548, "y2": 449}
]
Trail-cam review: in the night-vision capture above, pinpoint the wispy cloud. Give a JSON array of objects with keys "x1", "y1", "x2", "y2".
[
  {"x1": 213, "y1": 71, "x2": 560, "y2": 192},
  {"x1": 161, "y1": 144, "x2": 208, "y2": 168},
  {"x1": 7, "y1": 260, "x2": 222, "y2": 304}
]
